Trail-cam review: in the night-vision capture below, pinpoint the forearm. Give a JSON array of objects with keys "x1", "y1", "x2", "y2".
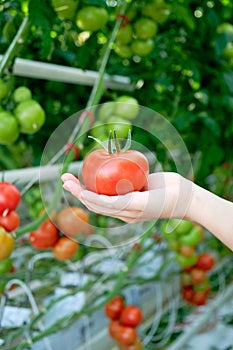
[{"x1": 186, "y1": 183, "x2": 233, "y2": 251}]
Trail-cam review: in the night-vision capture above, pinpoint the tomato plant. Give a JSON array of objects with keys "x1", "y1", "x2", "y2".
[
  {"x1": 76, "y1": 6, "x2": 109, "y2": 32},
  {"x1": 120, "y1": 305, "x2": 143, "y2": 328},
  {"x1": 0, "y1": 227, "x2": 14, "y2": 261},
  {"x1": 29, "y1": 218, "x2": 59, "y2": 250},
  {"x1": 196, "y1": 253, "x2": 215, "y2": 271},
  {"x1": 14, "y1": 100, "x2": 45, "y2": 134},
  {"x1": 0, "y1": 182, "x2": 21, "y2": 215},
  {"x1": 105, "y1": 296, "x2": 125, "y2": 320},
  {"x1": 0, "y1": 210, "x2": 20, "y2": 232},
  {"x1": 82, "y1": 132, "x2": 149, "y2": 195},
  {"x1": 52, "y1": 236, "x2": 79, "y2": 261},
  {"x1": 56, "y1": 206, "x2": 90, "y2": 237},
  {"x1": 0, "y1": 111, "x2": 19, "y2": 144}
]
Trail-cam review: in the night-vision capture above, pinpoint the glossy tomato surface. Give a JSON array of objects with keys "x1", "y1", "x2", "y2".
[{"x1": 82, "y1": 149, "x2": 149, "y2": 195}]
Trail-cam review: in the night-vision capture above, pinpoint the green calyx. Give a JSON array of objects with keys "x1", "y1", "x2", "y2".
[{"x1": 88, "y1": 129, "x2": 132, "y2": 154}]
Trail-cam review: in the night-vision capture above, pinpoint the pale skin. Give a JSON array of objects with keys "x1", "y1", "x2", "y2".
[{"x1": 61, "y1": 172, "x2": 233, "y2": 251}]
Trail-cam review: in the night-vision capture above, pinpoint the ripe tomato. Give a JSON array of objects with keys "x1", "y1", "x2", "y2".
[
  {"x1": 120, "y1": 305, "x2": 143, "y2": 328},
  {"x1": 82, "y1": 149, "x2": 149, "y2": 195},
  {"x1": 118, "y1": 337, "x2": 142, "y2": 350},
  {"x1": 111, "y1": 322, "x2": 137, "y2": 346},
  {"x1": 14, "y1": 99, "x2": 45, "y2": 134},
  {"x1": 0, "y1": 111, "x2": 19, "y2": 144},
  {"x1": 196, "y1": 253, "x2": 215, "y2": 271},
  {"x1": 0, "y1": 182, "x2": 21, "y2": 215},
  {"x1": 190, "y1": 268, "x2": 207, "y2": 285},
  {"x1": 105, "y1": 296, "x2": 125, "y2": 320},
  {"x1": 191, "y1": 290, "x2": 209, "y2": 306},
  {"x1": 29, "y1": 219, "x2": 59, "y2": 250},
  {"x1": 76, "y1": 6, "x2": 109, "y2": 32},
  {"x1": 52, "y1": 236, "x2": 79, "y2": 261},
  {"x1": 182, "y1": 286, "x2": 194, "y2": 303},
  {"x1": 0, "y1": 227, "x2": 14, "y2": 261},
  {"x1": 134, "y1": 18, "x2": 158, "y2": 40},
  {"x1": 56, "y1": 206, "x2": 90, "y2": 237},
  {"x1": 179, "y1": 245, "x2": 195, "y2": 257},
  {"x1": 13, "y1": 86, "x2": 32, "y2": 103},
  {"x1": 0, "y1": 210, "x2": 20, "y2": 232}
]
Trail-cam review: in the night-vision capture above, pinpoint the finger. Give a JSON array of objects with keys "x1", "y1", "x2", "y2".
[
  {"x1": 61, "y1": 173, "x2": 80, "y2": 183},
  {"x1": 63, "y1": 180, "x2": 83, "y2": 198}
]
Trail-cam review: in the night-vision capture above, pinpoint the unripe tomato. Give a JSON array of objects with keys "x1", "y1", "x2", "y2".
[
  {"x1": 0, "y1": 210, "x2": 20, "y2": 232},
  {"x1": 106, "y1": 116, "x2": 132, "y2": 139},
  {"x1": 29, "y1": 219, "x2": 59, "y2": 250},
  {"x1": 14, "y1": 100, "x2": 45, "y2": 134},
  {"x1": 115, "y1": 96, "x2": 139, "y2": 120},
  {"x1": 52, "y1": 236, "x2": 79, "y2": 261},
  {"x1": 0, "y1": 182, "x2": 21, "y2": 215},
  {"x1": 175, "y1": 253, "x2": 198, "y2": 268},
  {"x1": 90, "y1": 121, "x2": 108, "y2": 140},
  {"x1": 142, "y1": 0, "x2": 171, "y2": 24},
  {"x1": 131, "y1": 39, "x2": 154, "y2": 57},
  {"x1": 179, "y1": 245, "x2": 195, "y2": 257},
  {"x1": 76, "y1": 6, "x2": 109, "y2": 32},
  {"x1": 116, "y1": 25, "x2": 133, "y2": 45},
  {"x1": 114, "y1": 44, "x2": 133, "y2": 58},
  {"x1": 105, "y1": 295, "x2": 125, "y2": 320},
  {"x1": 13, "y1": 86, "x2": 32, "y2": 103},
  {"x1": 120, "y1": 305, "x2": 143, "y2": 327},
  {"x1": 190, "y1": 268, "x2": 207, "y2": 285},
  {"x1": 178, "y1": 227, "x2": 203, "y2": 247},
  {"x1": 180, "y1": 271, "x2": 192, "y2": 286},
  {"x1": 56, "y1": 206, "x2": 90, "y2": 237},
  {"x1": 0, "y1": 79, "x2": 9, "y2": 100},
  {"x1": 0, "y1": 257, "x2": 12, "y2": 273},
  {"x1": 134, "y1": 18, "x2": 158, "y2": 40},
  {"x1": 0, "y1": 227, "x2": 14, "y2": 261},
  {"x1": 0, "y1": 111, "x2": 19, "y2": 144},
  {"x1": 52, "y1": 0, "x2": 79, "y2": 20},
  {"x1": 98, "y1": 101, "x2": 116, "y2": 122}
]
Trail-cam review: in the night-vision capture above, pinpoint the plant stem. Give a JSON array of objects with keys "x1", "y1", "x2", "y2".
[{"x1": 0, "y1": 17, "x2": 31, "y2": 77}]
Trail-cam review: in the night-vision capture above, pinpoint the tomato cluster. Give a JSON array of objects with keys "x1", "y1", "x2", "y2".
[
  {"x1": 105, "y1": 296, "x2": 143, "y2": 349},
  {"x1": 0, "y1": 181, "x2": 21, "y2": 262},
  {"x1": 29, "y1": 206, "x2": 91, "y2": 261},
  {"x1": 160, "y1": 219, "x2": 215, "y2": 306},
  {"x1": 114, "y1": 0, "x2": 170, "y2": 59},
  {"x1": 0, "y1": 80, "x2": 46, "y2": 145}
]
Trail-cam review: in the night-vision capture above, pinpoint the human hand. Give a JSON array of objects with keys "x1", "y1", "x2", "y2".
[{"x1": 61, "y1": 172, "x2": 194, "y2": 223}]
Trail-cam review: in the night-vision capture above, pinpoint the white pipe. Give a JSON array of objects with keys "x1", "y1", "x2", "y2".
[{"x1": 0, "y1": 55, "x2": 135, "y2": 91}]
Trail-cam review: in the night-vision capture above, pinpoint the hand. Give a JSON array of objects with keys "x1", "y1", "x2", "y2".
[{"x1": 61, "y1": 172, "x2": 194, "y2": 223}]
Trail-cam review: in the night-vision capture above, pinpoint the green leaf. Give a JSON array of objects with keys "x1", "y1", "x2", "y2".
[{"x1": 198, "y1": 112, "x2": 221, "y2": 137}]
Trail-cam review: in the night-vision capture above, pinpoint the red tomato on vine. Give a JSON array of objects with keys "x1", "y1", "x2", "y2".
[
  {"x1": 105, "y1": 296, "x2": 125, "y2": 320},
  {"x1": 120, "y1": 305, "x2": 143, "y2": 328},
  {"x1": 0, "y1": 210, "x2": 20, "y2": 232},
  {"x1": 0, "y1": 182, "x2": 21, "y2": 215},
  {"x1": 29, "y1": 219, "x2": 59, "y2": 250}
]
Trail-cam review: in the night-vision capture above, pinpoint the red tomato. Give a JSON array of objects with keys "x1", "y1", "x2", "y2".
[
  {"x1": 0, "y1": 182, "x2": 21, "y2": 215},
  {"x1": 191, "y1": 290, "x2": 209, "y2": 306},
  {"x1": 82, "y1": 149, "x2": 149, "y2": 195},
  {"x1": 0, "y1": 210, "x2": 20, "y2": 231},
  {"x1": 29, "y1": 219, "x2": 59, "y2": 250},
  {"x1": 110, "y1": 322, "x2": 137, "y2": 346},
  {"x1": 52, "y1": 236, "x2": 79, "y2": 261},
  {"x1": 120, "y1": 305, "x2": 143, "y2": 328},
  {"x1": 105, "y1": 296, "x2": 125, "y2": 320},
  {"x1": 118, "y1": 337, "x2": 143, "y2": 350},
  {"x1": 56, "y1": 206, "x2": 90, "y2": 237},
  {"x1": 196, "y1": 253, "x2": 215, "y2": 271},
  {"x1": 182, "y1": 286, "x2": 194, "y2": 303},
  {"x1": 190, "y1": 268, "x2": 207, "y2": 285}
]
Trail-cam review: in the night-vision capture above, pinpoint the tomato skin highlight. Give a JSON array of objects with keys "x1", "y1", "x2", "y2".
[
  {"x1": 105, "y1": 296, "x2": 125, "y2": 320},
  {"x1": 82, "y1": 149, "x2": 149, "y2": 195},
  {"x1": 120, "y1": 305, "x2": 143, "y2": 328}
]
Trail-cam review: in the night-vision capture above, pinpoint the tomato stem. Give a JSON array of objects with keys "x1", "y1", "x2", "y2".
[{"x1": 113, "y1": 129, "x2": 121, "y2": 153}]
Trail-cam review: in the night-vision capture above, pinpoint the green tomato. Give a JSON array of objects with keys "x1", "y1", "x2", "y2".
[
  {"x1": 106, "y1": 116, "x2": 132, "y2": 139},
  {"x1": 169, "y1": 219, "x2": 194, "y2": 236},
  {"x1": 76, "y1": 6, "x2": 108, "y2": 32},
  {"x1": 116, "y1": 25, "x2": 133, "y2": 45},
  {"x1": 114, "y1": 44, "x2": 132, "y2": 58},
  {"x1": 14, "y1": 100, "x2": 45, "y2": 134},
  {"x1": 13, "y1": 86, "x2": 32, "y2": 103},
  {"x1": 178, "y1": 227, "x2": 203, "y2": 247},
  {"x1": 98, "y1": 101, "x2": 116, "y2": 122},
  {"x1": 142, "y1": 0, "x2": 171, "y2": 24},
  {"x1": 175, "y1": 253, "x2": 198, "y2": 268},
  {"x1": 217, "y1": 22, "x2": 233, "y2": 35},
  {"x1": 0, "y1": 79, "x2": 9, "y2": 100},
  {"x1": 52, "y1": 0, "x2": 79, "y2": 20},
  {"x1": 167, "y1": 239, "x2": 180, "y2": 251},
  {"x1": 160, "y1": 220, "x2": 177, "y2": 240},
  {"x1": 90, "y1": 121, "x2": 108, "y2": 140},
  {"x1": 115, "y1": 96, "x2": 139, "y2": 120},
  {"x1": 193, "y1": 279, "x2": 210, "y2": 292},
  {"x1": 134, "y1": 18, "x2": 158, "y2": 40},
  {"x1": 0, "y1": 258, "x2": 12, "y2": 273},
  {"x1": 0, "y1": 111, "x2": 19, "y2": 144},
  {"x1": 131, "y1": 39, "x2": 154, "y2": 57}
]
